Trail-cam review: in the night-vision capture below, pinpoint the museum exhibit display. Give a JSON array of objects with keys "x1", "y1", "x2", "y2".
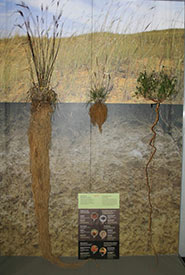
[{"x1": 0, "y1": 0, "x2": 185, "y2": 274}]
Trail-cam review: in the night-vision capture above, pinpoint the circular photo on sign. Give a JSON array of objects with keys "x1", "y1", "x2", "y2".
[
  {"x1": 99, "y1": 247, "x2": 107, "y2": 256},
  {"x1": 99, "y1": 214, "x2": 107, "y2": 224},
  {"x1": 91, "y1": 212, "x2": 99, "y2": 222},
  {"x1": 99, "y1": 230, "x2": 107, "y2": 240},
  {"x1": 91, "y1": 228, "x2": 98, "y2": 238},
  {"x1": 91, "y1": 245, "x2": 98, "y2": 254}
]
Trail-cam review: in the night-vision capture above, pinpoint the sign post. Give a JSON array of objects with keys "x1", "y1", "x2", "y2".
[{"x1": 78, "y1": 193, "x2": 120, "y2": 259}]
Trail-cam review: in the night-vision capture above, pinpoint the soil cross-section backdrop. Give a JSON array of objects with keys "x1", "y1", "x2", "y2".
[{"x1": 0, "y1": 0, "x2": 184, "y2": 257}]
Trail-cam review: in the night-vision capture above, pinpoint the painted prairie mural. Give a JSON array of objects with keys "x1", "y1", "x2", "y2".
[
  {"x1": 0, "y1": 0, "x2": 184, "y2": 104},
  {"x1": 0, "y1": 0, "x2": 184, "y2": 259}
]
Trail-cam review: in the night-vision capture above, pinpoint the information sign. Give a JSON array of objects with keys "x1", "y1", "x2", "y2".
[{"x1": 78, "y1": 193, "x2": 120, "y2": 259}]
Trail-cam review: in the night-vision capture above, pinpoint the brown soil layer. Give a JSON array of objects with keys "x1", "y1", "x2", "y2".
[
  {"x1": 0, "y1": 103, "x2": 182, "y2": 257},
  {"x1": 89, "y1": 102, "x2": 108, "y2": 133}
]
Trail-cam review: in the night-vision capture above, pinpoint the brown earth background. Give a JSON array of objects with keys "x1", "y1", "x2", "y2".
[{"x1": 0, "y1": 102, "x2": 182, "y2": 256}]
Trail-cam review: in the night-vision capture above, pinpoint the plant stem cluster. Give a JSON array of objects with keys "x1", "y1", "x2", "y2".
[
  {"x1": 88, "y1": 56, "x2": 112, "y2": 104},
  {"x1": 17, "y1": 1, "x2": 63, "y2": 104}
]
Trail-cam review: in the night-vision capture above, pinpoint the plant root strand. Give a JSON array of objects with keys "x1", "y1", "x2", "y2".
[
  {"x1": 145, "y1": 102, "x2": 160, "y2": 258},
  {"x1": 28, "y1": 103, "x2": 87, "y2": 269}
]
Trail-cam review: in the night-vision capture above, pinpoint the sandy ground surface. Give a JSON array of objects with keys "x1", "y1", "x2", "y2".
[{"x1": 0, "y1": 103, "x2": 182, "y2": 256}]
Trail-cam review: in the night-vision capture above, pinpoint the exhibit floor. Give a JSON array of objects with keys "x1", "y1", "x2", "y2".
[{"x1": 0, "y1": 255, "x2": 185, "y2": 275}]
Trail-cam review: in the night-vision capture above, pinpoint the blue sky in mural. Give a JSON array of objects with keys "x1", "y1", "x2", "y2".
[{"x1": 0, "y1": 0, "x2": 184, "y2": 37}]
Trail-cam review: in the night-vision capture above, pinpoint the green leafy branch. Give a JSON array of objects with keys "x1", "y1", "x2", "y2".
[{"x1": 135, "y1": 67, "x2": 177, "y2": 103}]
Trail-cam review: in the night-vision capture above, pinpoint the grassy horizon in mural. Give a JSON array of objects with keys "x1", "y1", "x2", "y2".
[{"x1": 0, "y1": 28, "x2": 183, "y2": 103}]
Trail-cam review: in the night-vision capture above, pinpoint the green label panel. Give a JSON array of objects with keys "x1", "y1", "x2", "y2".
[{"x1": 78, "y1": 193, "x2": 120, "y2": 209}]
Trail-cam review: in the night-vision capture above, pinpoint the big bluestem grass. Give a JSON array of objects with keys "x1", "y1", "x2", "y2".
[{"x1": 16, "y1": 1, "x2": 63, "y2": 104}]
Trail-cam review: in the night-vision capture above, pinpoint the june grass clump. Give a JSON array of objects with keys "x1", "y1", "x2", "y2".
[
  {"x1": 88, "y1": 56, "x2": 112, "y2": 104},
  {"x1": 88, "y1": 56, "x2": 112, "y2": 133}
]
